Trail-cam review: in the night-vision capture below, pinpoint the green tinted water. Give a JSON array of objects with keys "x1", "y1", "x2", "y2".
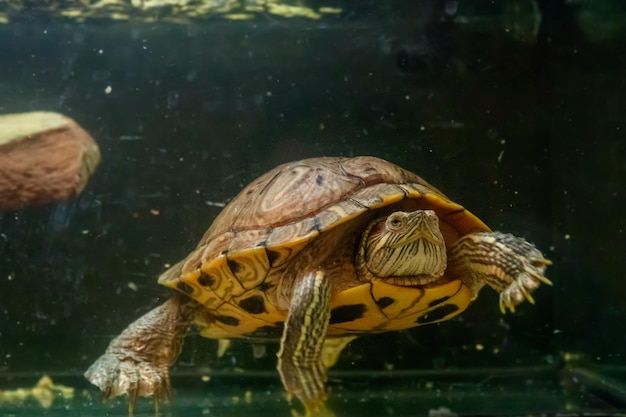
[
  {"x1": 4, "y1": 365, "x2": 626, "y2": 416},
  {"x1": 1, "y1": 1, "x2": 626, "y2": 416}
]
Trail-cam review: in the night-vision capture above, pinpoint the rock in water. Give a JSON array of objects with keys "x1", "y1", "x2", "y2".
[{"x1": 0, "y1": 111, "x2": 100, "y2": 210}]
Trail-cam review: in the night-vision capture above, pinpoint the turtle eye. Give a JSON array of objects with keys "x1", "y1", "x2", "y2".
[{"x1": 386, "y1": 213, "x2": 407, "y2": 231}]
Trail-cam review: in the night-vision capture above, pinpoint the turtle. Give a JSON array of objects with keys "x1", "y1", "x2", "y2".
[{"x1": 85, "y1": 156, "x2": 551, "y2": 415}]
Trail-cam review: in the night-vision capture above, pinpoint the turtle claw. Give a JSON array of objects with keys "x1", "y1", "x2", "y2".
[
  {"x1": 85, "y1": 352, "x2": 170, "y2": 416},
  {"x1": 450, "y1": 232, "x2": 551, "y2": 314},
  {"x1": 85, "y1": 297, "x2": 194, "y2": 414},
  {"x1": 499, "y1": 252, "x2": 552, "y2": 314},
  {"x1": 127, "y1": 387, "x2": 138, "y2": 416}
]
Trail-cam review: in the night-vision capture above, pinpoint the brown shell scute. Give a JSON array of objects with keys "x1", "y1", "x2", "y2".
[
  {"x1": 340, "y1": 156, "x2": 424, "y2": 186},
  {"x1": 225, "y1": 158, "x2": 365, "y2": 230},
  {"x1": 207, "y1": 157, "x2": 435, "y2": 234}
]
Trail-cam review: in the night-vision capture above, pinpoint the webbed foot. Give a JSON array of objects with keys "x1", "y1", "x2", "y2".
[
  {"x1": 449, "y1": 231, "x2": 552, "y2": 313},
  {"x1": 85, "y1": 352, "x2": 171, "y2": 414},
  {"x1": 496, "y1": 234, "x2": 552, "y2": 313},
  {"x1": 85, "y1": 295, "x2": 196, "y2": 415}
]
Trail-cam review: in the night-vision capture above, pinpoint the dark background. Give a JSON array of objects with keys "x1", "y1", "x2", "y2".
[{"x1": 0, "y1": 0, "x2": 624, "y2": 404}]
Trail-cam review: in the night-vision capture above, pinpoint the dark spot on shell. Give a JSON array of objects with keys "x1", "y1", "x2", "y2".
[
  {"x1": 238, "y1": 295, "x2": 266, "y2": 315},
  {"x1": 416, "y1": 304, "x2": 459, "y2": 325},
  {"x1": 215, "y1": 315, "x2": 240, "y2": 326},
  {"x1": 329, "y1": 304, "x2": 367, "y2": 324},
  {"x1": 227, "y1": 259, "x2": 241, "y2": 275},
  {"x1": 311, "y1": 216, "x2": 322, "y2": 233},
  {"x1": 316, "y1": 175, "x2": 324, "y2": 186},
  {"x1": 197, "y1": 272, "x2": 215, "y2": 287},
  {"x1": 376, "y1": 297, "x2": 395, "y2": 309},
  {"x1": 176, "y1": 282, "x2": 194, "y2": 295},
  {"x1": 245, "y1": 322, "x2": 284, "y2": 339},
  {"x1": 257, "y1": 281, "x2": 274, "y2": 292},
  {"x1": 428, "y1": 295, "x2": 451, "y2": 307},
  {"x1": 266, "y1": 248, "x2": 281, "y2": 266}
]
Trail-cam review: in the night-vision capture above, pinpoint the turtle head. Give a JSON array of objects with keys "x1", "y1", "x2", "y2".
[{"x1": 358, "y1": 210, "x2": 447, "y2": 286}]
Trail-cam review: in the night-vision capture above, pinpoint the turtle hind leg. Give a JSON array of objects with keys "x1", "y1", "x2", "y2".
[
  {"x1": 277, "y1": 270, "x2": 332, "y2": 416},
  {"x1": 448, "y1": 231, "x2": 552, "y2": 313},
  {"x1": 85, "y1": 294, "x2": 197, "y2": 415}
]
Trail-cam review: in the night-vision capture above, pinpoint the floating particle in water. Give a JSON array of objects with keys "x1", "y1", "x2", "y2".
[{"x1": 167, "y1": 91, "x2": 179, "y2": 108}]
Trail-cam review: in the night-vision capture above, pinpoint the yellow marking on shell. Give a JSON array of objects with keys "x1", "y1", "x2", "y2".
[
  {"x1": 196, "y1": 257, "x2": 246, "y2": 300},
  {"x1": 326, "y1": 280, "x2": 473, "y2": 335},
  {"x1": 349, "y1": 183, "x2": 406, "y2": 209},
  {"x1": 265, "y1": 238, "x2": 310, "y2": 267},
  {"x1": 194, "y1": 308, "x2": 235, "y2": 339},
  {"x1": 327, "y1": 286, "x2": 388, "y2": 333},
  {"x1": 380, "y1": 281, "x2": 472, "y2": 331},
  {"x1": 232, "y1": 289, "x2": 283, "y2": 322},
  {"x1": 226, "y1": 246, "x2": 270, "y2": 289},
  {"x1": 160, "y1": 232, "x2": 240, "y2": 302},
  {"x1": 370, "y1": 280, "x2": 462, "y2": 319},
  {"x1": 195, "y1": 301, "x2": 280, "y2": 341},
  {"x1": 210, "y1": 301, "x2": 285, "y2": 336},
  {"x1": 178, "y1": 269, "x2": 224, "y2": 307},
  {"x1": 369, "y1": 281, "x2": 424, "y2": 319}
]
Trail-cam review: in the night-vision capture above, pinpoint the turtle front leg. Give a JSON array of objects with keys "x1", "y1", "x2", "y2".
[
  {"x1": 277, "y1": 270, "x2": 331, "y2": 416},
  {"x1": 448, "y1": 231, "x2": 552, "y2": 313},
  {"x1": 85, "y1": 294, "x2": 197, "y2": 415}
]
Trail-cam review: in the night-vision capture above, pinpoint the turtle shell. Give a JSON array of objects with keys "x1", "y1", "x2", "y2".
[{"x1": 158, "y1": 156, "x2": 490, "y2": 340}]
